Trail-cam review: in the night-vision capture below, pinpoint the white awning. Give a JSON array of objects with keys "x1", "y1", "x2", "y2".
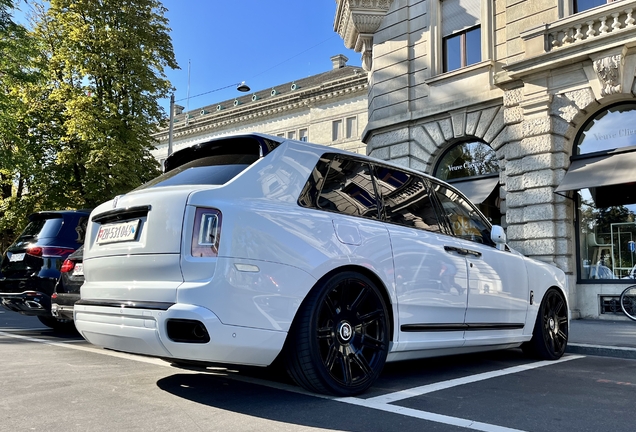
[
  {"x1": 555, "y1": 151, "x2": 636, "y2": 193},
  {"x1": 452, "y1": 176, "x2": 499, "y2": 204}
]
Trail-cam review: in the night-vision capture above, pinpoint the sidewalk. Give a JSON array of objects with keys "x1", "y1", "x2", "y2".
[{"x1": 567, "y1": 318, "x2": 636, "y2": 359}]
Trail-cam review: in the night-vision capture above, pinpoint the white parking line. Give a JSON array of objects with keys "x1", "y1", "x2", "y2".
[
  {"x1": 367, "y1": 355, "x2": 585, "y2": 404},
  {"x1": 0, "y1": 329, "x2": 585, "y2": 432}
]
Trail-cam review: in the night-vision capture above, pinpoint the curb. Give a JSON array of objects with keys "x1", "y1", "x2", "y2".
[{"x1": 566, "y1": 343, "x2": 636, "y2": 360}]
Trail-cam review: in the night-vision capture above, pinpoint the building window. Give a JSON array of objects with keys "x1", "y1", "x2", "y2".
[
  {"x1": 346, "y1": 117, "x2": 357, "y2": 139},
  {"x1": 332, "y1": 120, "x2": 343, "y2": 141},
  {"x1": 434, "y1": 140, "x2": 501, "y2": 225},
  {"x1": 555, "y1": 103, "x2": 636, "y2": 281},
  {"x1": 288, "y1": 131, "x2": 296, "y2": 140},
  {"x1": 443, "y1": 26, "x2": 481, "y2": 72},
  {"x1": 441, "y1": 0, "x2": 481, "y2": 73},
  {"x1": 573, "y1": 0, "x2": 609, "y2": 14},
  {"x1": 299, "y1": 128, "x2": 308, "y2": 142},
  {"x1": 277, "y1": 133, "x2": 285, "y2": 137}
]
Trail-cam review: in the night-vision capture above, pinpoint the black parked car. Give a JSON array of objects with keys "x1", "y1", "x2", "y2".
[
  {"x1": 0, "y1": 210, "x2": 90, "y2": 329},
  {"x1": 51, "y1": 245, "x2": 84, "y2": 321}
]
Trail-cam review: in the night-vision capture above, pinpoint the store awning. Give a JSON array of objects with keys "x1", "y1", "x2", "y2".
[
  {"x1": 555, "y1": 151, "x2": 636, "y2": 193},
  {"x1": 452, "y1": 176, "x2": 499, "y2": 204}
]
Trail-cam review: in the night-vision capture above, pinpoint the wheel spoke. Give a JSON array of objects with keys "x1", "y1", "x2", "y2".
[
  {"x1": 350, "y1": 350, "x2": 373, "y2": 377},
  {"x1": 340, "y1": 350, "x2": 353, "y2": 385},
  {"x1": 361, "y1": 335, "x2": 384, "y2": 351},
  {"x1": 323, "y1": 344, "x2": 339, "y2": 370},
  {"x1": 358, "y1": 308, "x2": 382, "y2": 326},
  {"x1": 323, "y1": 295, "x2": 338, "y2": 318},
  {"x1": 349, "y1": 286, "x2": 369, "y2": 312},
  {"x1": 317, "y1": 326, "x2": 332, "y2": 340}
]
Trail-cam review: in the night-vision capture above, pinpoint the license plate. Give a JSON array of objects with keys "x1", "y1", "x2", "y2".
[
  {"x1": 96, "y1": 220, "x2": 140, "y2": 245},
  {"x1": 9, "y1": 253, "x2": 25, "y2": 262},
  {"x1": 73, "y1": 263, "x2": 84, "y2": 276}
]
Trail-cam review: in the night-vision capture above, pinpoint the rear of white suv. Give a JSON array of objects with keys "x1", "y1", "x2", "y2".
[{"x1": 75, "y1": 134, "x2": 317, "y2": 365}]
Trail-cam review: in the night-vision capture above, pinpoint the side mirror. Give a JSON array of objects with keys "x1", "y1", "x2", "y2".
[{"x1": 491, "y1": 225, "x2": 507, "y2": 251}]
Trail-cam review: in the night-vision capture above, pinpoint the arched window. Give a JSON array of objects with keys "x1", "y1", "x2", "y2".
[
  {"x1": 434, "y1": 140, "x2": 501, "y2": 224},
  {"x1": 556, "y1": 103, "x2": 636, "y2": 282}
]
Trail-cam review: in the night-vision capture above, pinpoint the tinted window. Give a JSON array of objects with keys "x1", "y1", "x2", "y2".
[
  {"x1": 20, "y1": 217, "x2": 63, "y2": 240},
  {"x1": 316, "y1": 157, "x2": 380, "y2": 219},
  {"x1": 374, "y1": 166, "x2": 443, "y2": 233},
  {"x1": 136, "y1": 154, "x2": 258, "y2": 190},
  {"x1": 433, "y1": 183, "x2": 493, "y2": 245}
]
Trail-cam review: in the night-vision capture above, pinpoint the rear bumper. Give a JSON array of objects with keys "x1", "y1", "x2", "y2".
[
  {"x1": 0, "y1": 291, "x2": 52, "y2": 316},
  {"x1": 73, "y1": 302, "x2": 286, "y2": 367}
]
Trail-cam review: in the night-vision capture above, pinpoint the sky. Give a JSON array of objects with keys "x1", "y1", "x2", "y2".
[
  {"x1": 11, "y1": 0, "x2": 361, "y2": 115},
  {"x1": 160, "y1": 0, "x2": 360, "y2": 114}
]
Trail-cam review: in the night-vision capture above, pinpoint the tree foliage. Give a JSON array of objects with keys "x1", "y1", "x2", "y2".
[{"x1": 0, "y1": 0, "x2": 178, "y2": 250}]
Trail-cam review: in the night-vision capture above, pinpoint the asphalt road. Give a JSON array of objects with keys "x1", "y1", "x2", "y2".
[{"x1": 1, "y1": 310, "x2": 635, "y2": 432}]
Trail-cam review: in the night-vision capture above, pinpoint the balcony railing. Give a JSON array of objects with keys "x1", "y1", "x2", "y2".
[{"x1": 548, "y1": 2, "x2": 636, "y2": 50}]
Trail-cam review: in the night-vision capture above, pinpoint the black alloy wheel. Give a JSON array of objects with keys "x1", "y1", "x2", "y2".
[
  {"x1": 523, "y1": 288, "x2": 568, "y2": 360},
  {"x1": 285, "y1": 271, "x2": 390, "y2": 396}
]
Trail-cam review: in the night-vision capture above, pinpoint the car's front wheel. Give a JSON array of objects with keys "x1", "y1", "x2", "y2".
[
  {"x1": 285, "y1": 271, "x2": 390, "y2": 396},
  {"x1": 522, "y1": 288, "x2": 568, "y2": 360}
]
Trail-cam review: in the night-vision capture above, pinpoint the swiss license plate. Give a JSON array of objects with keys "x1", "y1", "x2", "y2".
[
  {"x1": 73, "y1": 263, "x2": 84, "y2": 276},
  {"x1": 9, "y1": 253, "x2": 25, "y2": 262},
  {"x1": 96, "y1": 220, "x2": 140, "y2": 245}
]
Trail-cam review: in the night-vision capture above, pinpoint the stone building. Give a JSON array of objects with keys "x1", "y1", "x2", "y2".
[
  {"x1": 153, "y1": 55, "x2": 369, "y2": 165},
  {"x1": 334, "y1": 0, "x2": 636, "y2": 319}
]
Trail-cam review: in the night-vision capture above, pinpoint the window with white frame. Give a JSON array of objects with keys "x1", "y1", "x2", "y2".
[
  {"x1": 441, "y1": 0, "x2": 481, "y2": 73},
  {"x1": 346, "y1": 117, "x2": 357, "y2": 139},
  {"x1": 332, "y1": 120, "x2": 343, "y2": 141},
  {"x1": 288, "y1": 131, "x2": 296, "y2": 140},
  {"x1": 277, "y1": 133, "x2": 285, "y2": 137},
  {"x1": 299, "y1": 128, "x2": 308, "y2": 142},
  {"x1": 573, "y1": 0, "x2": 611, "y2": 13}
]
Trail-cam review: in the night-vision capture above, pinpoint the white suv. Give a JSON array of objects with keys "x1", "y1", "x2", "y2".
[{"x1": 74, "y1": 133, "x2": 569, "y2": 396}]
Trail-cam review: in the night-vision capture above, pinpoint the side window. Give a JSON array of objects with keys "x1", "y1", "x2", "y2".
[
  {"x1": 297, "y1": 156, "x2": 331, "y2": 209},
  {"x1": 317, "y1": 156, "x2": 380, "y2": 219},
  {"x1": 433, "y1": 182, "x2": 493, "y2": 245},
  {"x1": 75, "y1": 216, "x2": 88, "y2": 243},
  {"x1": 373, "y1": 165, "x2": 444, "y2": 233}
]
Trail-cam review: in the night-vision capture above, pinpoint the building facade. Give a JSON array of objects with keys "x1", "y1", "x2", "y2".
[
  {"x1": 153, "y1": 55, "x2": 369, "y2": 165},
  {"x1": 334, "y1": 0, "x2": 636, "y2": 319}
]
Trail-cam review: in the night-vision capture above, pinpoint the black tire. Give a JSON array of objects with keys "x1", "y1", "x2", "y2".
[
  {"x1": 284, "y1": 271, "x2": 390, "y2": 396},
  {"x1": 620, "y1": 285, "x2": 636, "y2": 321},
  {"x1": 37, "y1": 315, "x2": 76, "y2": 332},
  {"x1": 522, "y1": 289, "x2": 568, "y2": 360}
]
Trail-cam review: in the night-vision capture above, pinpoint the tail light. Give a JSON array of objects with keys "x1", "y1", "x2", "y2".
[
  {"x1": 60, "y1": 259, "x2": 75, "y2": 273},
  {"x1": 26, "y1": 246, "x2": 76, "y2": 258},
  {"x1": 191, "y1": 207, "x2": 222, "y2": 257}
]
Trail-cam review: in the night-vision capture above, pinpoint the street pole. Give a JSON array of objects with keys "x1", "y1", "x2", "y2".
[{"x1": 167, "y1": 92, "x2": 175, "y2": 158}]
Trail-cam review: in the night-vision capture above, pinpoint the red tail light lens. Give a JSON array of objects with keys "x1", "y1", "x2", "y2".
[
  {"x1": 26, "y1": 246, "x2": 76, "y2": 258},
  {"x1": 191, "y1": 207, "x2": 222, "y2": 258},
  {"x1": 60, "y1": 259, "x2": 75, "y2": 273}
]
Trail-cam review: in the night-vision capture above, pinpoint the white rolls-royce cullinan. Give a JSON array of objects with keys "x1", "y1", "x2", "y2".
[{"x1": 74, "y1": 133, "x2": 569, "y2": 396}]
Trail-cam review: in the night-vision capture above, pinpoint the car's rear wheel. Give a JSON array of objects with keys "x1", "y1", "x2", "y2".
[
  {"x1": 37, "y1": 315, "x2": 76, "y2": 332},
  {"x1": 285, "y1": 271, "x2": 390, "y2": 396},
  {"x1": 522, "y1": 288, "x2": 568, "y2": 360}
]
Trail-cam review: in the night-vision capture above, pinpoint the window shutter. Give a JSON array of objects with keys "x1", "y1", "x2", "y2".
[{"x1": 441, "y1": 0, "x2": 481, "y2": 37}]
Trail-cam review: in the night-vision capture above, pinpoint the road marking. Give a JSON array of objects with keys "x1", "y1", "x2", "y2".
[
  {"x1": 0, "y1": 329, "x2": 585, "y2": 432},
  {"x1": 367, "y1": 355, "x2": 585, "y2": 404},
  {"x1": 569, "y1": 342, "x2": 636, "y2": 354}
]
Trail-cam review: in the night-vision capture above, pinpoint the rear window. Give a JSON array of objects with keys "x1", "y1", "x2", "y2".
[
  {"x1": 136, "y1": 154, "x2": 259, "y2": 190},
  {"x1": 20, "y1": 217, "x2": 63, "y2": 240}
]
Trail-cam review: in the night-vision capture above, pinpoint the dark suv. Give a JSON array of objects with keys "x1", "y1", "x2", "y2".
[{"x1": 0, "y1": 210, "x2": 90, "y2": 329}]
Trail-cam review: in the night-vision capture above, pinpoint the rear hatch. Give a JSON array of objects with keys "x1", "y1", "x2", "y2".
[
  {"x1": 1, "y1": 213, "x2": 79, "y2": 290},
  {"x1": 82, "y1": 134, "x2": 281, "y2": 303}
]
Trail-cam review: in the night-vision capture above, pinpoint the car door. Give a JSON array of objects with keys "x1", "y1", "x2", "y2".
[
  {"x1": 431, "y1": 182, "x2": 529, "y2": 345},
  {"x1": 373, "y1": 165, "x2": 469, "y2": 351}
]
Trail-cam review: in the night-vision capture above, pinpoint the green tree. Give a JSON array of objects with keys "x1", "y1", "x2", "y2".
[{"x1": 40, "y1": 0, "x2": 178, "y2": 208}]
